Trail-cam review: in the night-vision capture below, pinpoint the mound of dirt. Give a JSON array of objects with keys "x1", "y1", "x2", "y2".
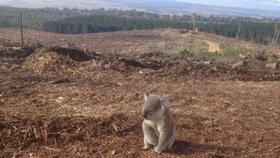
[
  {"x1": 110, "y1": 57, "x2": 166, "y2": 72},
  {"x1": 22, "y1": 47, "x2": 91, "y2": 74},
  {"x1": 19, "y1": 46, "x2": 280, "y2": 81},
  {"x1": 147, "y1": 60, "x2": 280, "y2": 81},
  {"x1": 47, "y1": 47, "x2": 92, "y2": 61}
]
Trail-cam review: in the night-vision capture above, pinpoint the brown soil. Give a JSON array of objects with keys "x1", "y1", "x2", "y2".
[
  {"x1": 0, "y1": 28, "x2": 188, "y2": 55},
  {"x1": 0, "y1": 29, "x2": 280, "y2": 157},
  {"x1": 1, "y1": 28, "x2": 280, "y2": 58}
]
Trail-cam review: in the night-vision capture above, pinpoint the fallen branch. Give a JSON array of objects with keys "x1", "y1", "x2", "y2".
[{"x1": 43, "y1": 146, "x2": 62, "y2": 152}]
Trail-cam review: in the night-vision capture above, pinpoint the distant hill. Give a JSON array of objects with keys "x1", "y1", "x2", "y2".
[
  {"x1": 1, "y1": 0, "x2": 280, "y2": 18},
  {"x1": 0, "y1": 6, "x2": 278, "y2": 45}
]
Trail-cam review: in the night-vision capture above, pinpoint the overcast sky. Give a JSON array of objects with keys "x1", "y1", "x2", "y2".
[
  {"x1": 1, "y1": 0, "x2": 280, "y2": 12},
  {"x1": 176, "y1": 0, "x2": 280, "y2": 11}
]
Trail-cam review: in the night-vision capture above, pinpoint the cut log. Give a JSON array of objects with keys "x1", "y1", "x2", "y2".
[
  {"x1": 232, "y1": 61, "x2": 247, "y2": 69},
  {"x1": 265, "y1": 63, "x2": 279, "y2": 69}
]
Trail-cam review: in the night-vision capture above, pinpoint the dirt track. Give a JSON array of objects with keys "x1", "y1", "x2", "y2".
[{"x1": 0, "y1": 45, "x2": 280, "y2": 158}]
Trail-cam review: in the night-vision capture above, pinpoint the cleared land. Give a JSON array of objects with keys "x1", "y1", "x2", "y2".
[{"x1": 0, "y1": 29, "x2": 280, "y2": 157}]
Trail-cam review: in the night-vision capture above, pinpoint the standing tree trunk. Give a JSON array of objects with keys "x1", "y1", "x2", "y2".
[
  {"x1": 236, "y1": 23, "x2": 241, "y2": 39},
  {"x1": 274, "y1": 29, "x2": 280, "y2": 47},
  {"x1": 20, "y1": 9, "x2": 24, "y2": 47},
  {"x1": 272, "y1": 23, "x2": 279, "y2": 46},
  {"x1": 271, "y1": 28, "x2": 277, "y2": 45}
]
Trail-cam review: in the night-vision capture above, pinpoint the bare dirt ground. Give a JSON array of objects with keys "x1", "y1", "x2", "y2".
[
  {"x1": 0, "y1": 28, "x2": 190, "y2": 55},
  {"x1": 1, "y1": 28, "x2": 280, "y2": 57},
  {"x1": 1, "y1": 29, "x2": 280, "y2": 158}
]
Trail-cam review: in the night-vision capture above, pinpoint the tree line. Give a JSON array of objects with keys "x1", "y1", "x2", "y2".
[
  {"x1": 0, "y1": 6, "x2": 279, "y2": 45},
  {"x1": 42, "y1": 15, "x2": 279, "y2": 45},
  {"x1": 197, "y1": 22, "x2": 278, "y2": 45},
  {"x1": 42, "y1": 15, "x2": 189, "y2": 34}
]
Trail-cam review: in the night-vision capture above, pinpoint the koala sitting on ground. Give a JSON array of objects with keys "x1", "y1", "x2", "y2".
[{"x1": 141, "y1": 92, "x2": 175, "y2": 154}]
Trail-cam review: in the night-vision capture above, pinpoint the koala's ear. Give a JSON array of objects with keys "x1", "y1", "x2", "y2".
[
  {"x1": 160, "y1": 96, "x2": 170, "y2": 108},
  {"x1": 144, "y1": 92, "x2": 150, "y2": 101}
]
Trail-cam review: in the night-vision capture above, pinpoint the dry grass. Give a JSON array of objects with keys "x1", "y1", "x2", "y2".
[{"x1": 205, "y1": 40, "x2": 221, "y2": 53}]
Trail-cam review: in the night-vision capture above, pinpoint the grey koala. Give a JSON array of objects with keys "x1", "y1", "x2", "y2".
[{"x1": 141, "y1": 92, "x2": 175, "y2": 154}]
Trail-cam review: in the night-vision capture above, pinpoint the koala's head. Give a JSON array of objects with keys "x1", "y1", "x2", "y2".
[{"x1": 142, "y1": 92, "x2": 170, "y2": 121}]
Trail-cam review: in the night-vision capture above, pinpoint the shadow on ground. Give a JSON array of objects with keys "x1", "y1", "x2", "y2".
[{"x1": 171, "y1": 140, "x2": 241, "y2": 156}]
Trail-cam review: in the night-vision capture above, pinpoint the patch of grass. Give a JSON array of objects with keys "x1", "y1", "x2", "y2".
[
  {"x1": 179, "y1": 35, "x2": 251, "y2": 59},
  {"x1": 255, "y1": 51, "x2": 268, "y2": 61},
  {"x1": 177, "y1": 38, "x2": 220, "y2": 59},
  {"x1": 178, "y1": 49, "x2": 195, "y2": 57},
  {"x1": 177, "y1": 41, "x2": 251, "y2": 60},
  {"x1": 219, "y1": 42, "x2": 251, "y2": 57},
  {"x1": 177, "y1": 48, "x2": 220, "y2": 59}
]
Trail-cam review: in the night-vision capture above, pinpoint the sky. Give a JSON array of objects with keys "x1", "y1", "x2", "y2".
[
  {"x1": 176, "y1": 0, "x2": 280, "y2": 11},
  {"x1": 1, "y1": 0, "x2": 280, "y2": 12}
]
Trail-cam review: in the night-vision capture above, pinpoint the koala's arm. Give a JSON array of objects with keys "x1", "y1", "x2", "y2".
[
  {"x1": 155, "y1": 115, "x2": 175, "y2": 153},
  {"x1": 156, "y1": 130, "x2": 173, "y2": 151},
  {"x1": 142, "y1": 122, "x2": 158, "y2": 147}
]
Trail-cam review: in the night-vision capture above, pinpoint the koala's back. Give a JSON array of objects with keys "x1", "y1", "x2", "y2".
[{"x1": 161, "y1": 109, "x2": 175, "y2": 133}]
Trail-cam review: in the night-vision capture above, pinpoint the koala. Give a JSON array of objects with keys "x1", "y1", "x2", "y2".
[{"x1": 141, "y1": 92, "x2": 175, "y2": 154}]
